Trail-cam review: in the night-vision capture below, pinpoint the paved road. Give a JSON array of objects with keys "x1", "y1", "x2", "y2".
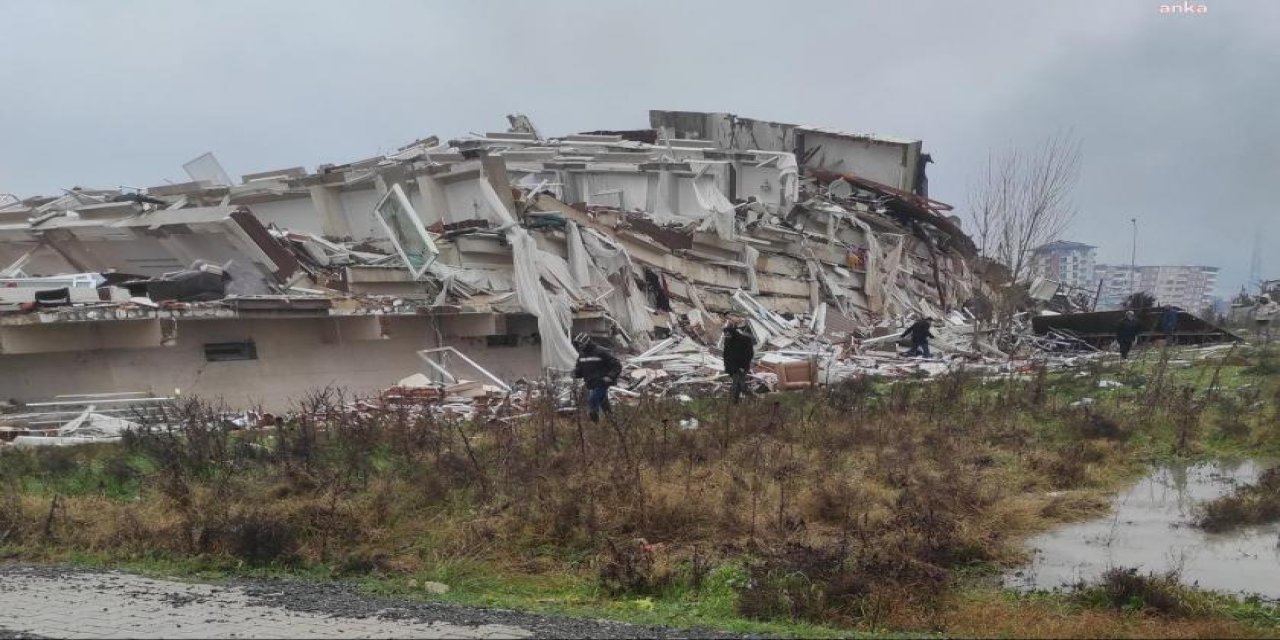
[{"x1": 0, "y1": 566, "x2": 745, "y2": 639}]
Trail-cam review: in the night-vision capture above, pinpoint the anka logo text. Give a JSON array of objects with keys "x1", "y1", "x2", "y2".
[{"x1": 1159, "y1": 2, "x2": 1208, "y2": 13}]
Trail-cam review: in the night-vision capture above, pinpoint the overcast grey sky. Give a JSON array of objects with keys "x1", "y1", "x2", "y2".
[{"x1": 2, "y1": 0, "x2": 1276, "y2": 295}]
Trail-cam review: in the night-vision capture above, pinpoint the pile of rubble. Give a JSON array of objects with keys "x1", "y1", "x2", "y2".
[
  {"x1": 365, "y1": 287, "x2": 1127, "y2": 420},
  {"x1": 0, "y1": 392, "x2": 168, "y2": 447},
  {"x1": 1, "y1": 109, "x2": 980, "y2": 358},
  {"x1": 0, "y1": 109, "x2": 1243, "y2": 442}
]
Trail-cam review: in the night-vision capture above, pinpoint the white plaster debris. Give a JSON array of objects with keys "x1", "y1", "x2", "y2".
[{"x1": 0, "y1": 110, "x2": 1241, "y2": 442}]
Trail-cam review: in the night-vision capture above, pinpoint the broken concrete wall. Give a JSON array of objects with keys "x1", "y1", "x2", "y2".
[
  {"x1": 0, "y1": 319, "x2": 162, "y2": 354},
  {"x1": 649, "y1": 110, "x2": 923, "y2": 193},
  {"x1": 796, "y1": 129, "x2": 921, "y2": 192},
  {"x1": 229, "y1": 177, "x2": 430, "y2": 243},
  {"x1": 440, "y1": 179, "x2": 500, "y2": 226},
  {"x1": 2, "y1": 109, "x2": 981, "y2": 389},
  {"x1": 337, "y1": 186, "x2": 384, "y2": 239},
  {"x1": 0, "y1": 206, "x2": 295, "y2": 296},
  {"x1": 0, "y1": 316, "x2": 542, "y2": 411},
  {"x1": 648, "y1": 110, "x2": 796, "y2": 154},
  {"x1": 564, "y1": 171, "x2": 655, "y2": 211},
  {"x1": 0, "y1": 240, "x2": 78, "y2": 278},
  {"x1": 734, "y1": 159, "x2": 793, "y2": 212},
  {"x1": 239, "y1": 196, "x2": 327, "y2": 237}
]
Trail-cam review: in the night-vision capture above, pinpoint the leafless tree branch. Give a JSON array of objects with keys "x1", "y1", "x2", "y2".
[{"x1": 967, "y1": 131, "x2": 1082, "y2": 284}]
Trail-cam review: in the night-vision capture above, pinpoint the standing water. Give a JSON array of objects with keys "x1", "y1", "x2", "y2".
[{"x1": 1008, "y1": 460, "x2": 1280, "y2": 599}]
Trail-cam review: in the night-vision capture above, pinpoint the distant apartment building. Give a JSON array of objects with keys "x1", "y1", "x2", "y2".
[
  {"x1": 1029, "y1": 241, "x2": 1097, "y2": 291},
  {"x1": 1094, "y1": 264, "x2": 1219, "y2": 311}
]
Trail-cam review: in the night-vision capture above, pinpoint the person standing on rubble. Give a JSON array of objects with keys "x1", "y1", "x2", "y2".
[
  {"x1": 901, "y1": 317, "x2": 936, "y2": 358},
  {"x1": 1116, "y1": 310, "x2": 1141, "y2": 359},
  {"x1": 722, "y1": 317, "x2": 756, "y2": 403},
  {"x1": 573, "y1": 333, "x2": 622, "y2": 422}
]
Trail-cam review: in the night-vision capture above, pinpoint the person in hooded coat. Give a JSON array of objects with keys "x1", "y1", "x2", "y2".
[
  {"x1": 572, "y1": 334, "x2": 622, "y2": 422},
  {"x1": 722, "y1": 317, "x2": 756, "y2": 403},
  {"x1": 1116, "y1": 310, "x2": 1141, "y2": 359},
  {"x1": 901, "y1": 318, "x2": 937, "y2": 358}
]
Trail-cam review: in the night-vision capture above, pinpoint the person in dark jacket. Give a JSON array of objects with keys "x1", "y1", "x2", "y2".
[
  {"x1": 722, "y1": 317, "x2": 756, "y2": 403},
  {"x1": 1116, "y1": 310, "x2": 1141, "y2": 359},
  {"x1": 901, "y1": 318, "x2": 936, "y2": 358},
  {"x1": 572, "y1": 333, "x2": 622, "y2": 422},
  {"x1": 1159, "y1": 306, "x2": 1179, "y2": 345}
]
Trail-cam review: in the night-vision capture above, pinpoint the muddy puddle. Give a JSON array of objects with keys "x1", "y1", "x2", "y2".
[{"x1": 1007, "y1": 460, "x2": 1280, "y2": 599}]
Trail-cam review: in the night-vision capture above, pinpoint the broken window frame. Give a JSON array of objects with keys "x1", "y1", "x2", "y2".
[
  {"x1": 374, "y1": 183, "x2": 439, "y2": 279},
  {"x1": 417, "y1": 347, "x2": 511, "y2": 392}
]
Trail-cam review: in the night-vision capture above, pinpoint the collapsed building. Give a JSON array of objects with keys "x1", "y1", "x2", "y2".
[{"x1": 0, "y1": 110, "x2": 983, "y2": 411}]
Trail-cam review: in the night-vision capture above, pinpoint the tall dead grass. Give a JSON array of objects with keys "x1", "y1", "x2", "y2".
[{"x1": 0, "y1": 367, "x2": 1269, "y2": 631}]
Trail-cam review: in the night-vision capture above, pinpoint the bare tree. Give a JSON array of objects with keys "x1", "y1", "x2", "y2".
[{"x1": 968, "y1": 131, "x2": 1082, "y2": 284}]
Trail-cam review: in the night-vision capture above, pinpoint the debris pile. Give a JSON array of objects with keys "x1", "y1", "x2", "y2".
[
  {"x1": 1, "y1": 392, "x2": 166, "y2": 447},
  {"x1": 0, "y1": 109, "x2": 1244, "y2": 431}
]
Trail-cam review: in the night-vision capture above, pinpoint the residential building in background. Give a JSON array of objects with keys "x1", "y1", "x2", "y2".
[
  {"x1": 1094, "y1": 264, "x2": 1219, "y2": 311},
  {"x1": 1029, "y1": 241, "x2": 1097, "y2": 292}
]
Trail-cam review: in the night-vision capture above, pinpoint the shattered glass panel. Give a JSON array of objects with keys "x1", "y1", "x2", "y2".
[
  {"x1": 375, "y1": 183, "x2": 438, "y2": 277},
  {"x1": 182, "y1": 152, "x2": 233, "y2": 186}
]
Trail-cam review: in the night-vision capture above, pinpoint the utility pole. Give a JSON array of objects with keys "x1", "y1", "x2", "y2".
[{"x1": 1129, "y1": 217, "x2": 1138, "y2": 302}]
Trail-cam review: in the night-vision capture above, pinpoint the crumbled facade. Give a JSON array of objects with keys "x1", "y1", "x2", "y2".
[{"x1": 0, "y1": 110, "x2": 984, "y2": 410}]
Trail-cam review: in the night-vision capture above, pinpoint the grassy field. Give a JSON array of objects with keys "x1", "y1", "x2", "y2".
[{"x1": 2, "y1": 342, "x2": 1279, "y2": 638}]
